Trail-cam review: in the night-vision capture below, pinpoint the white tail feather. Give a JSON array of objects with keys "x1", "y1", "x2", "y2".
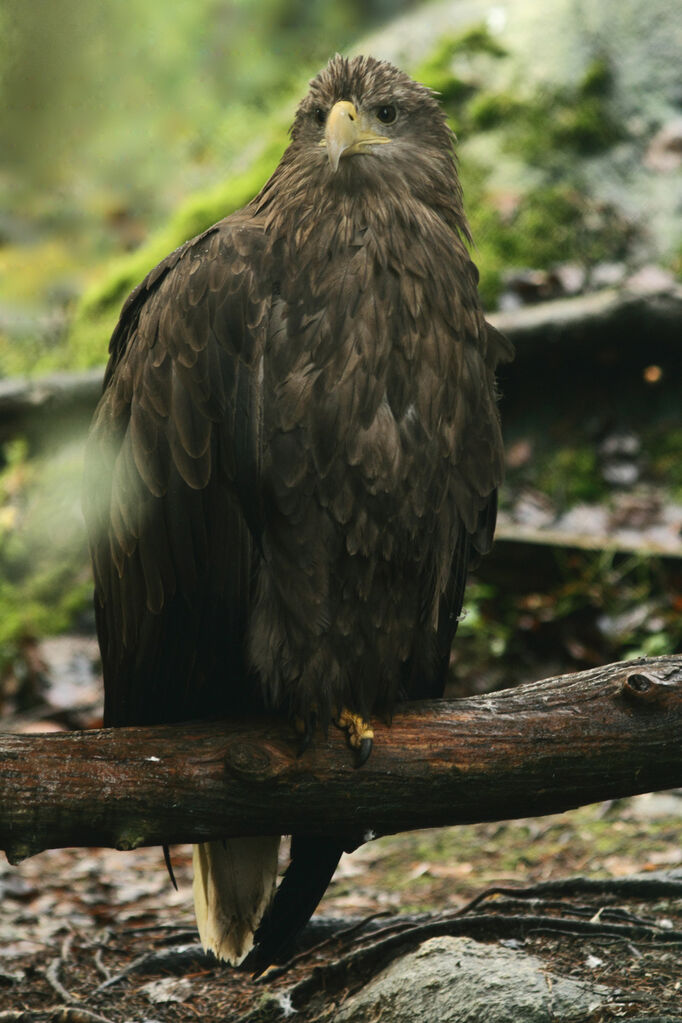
[{"x1": 192, "y1": 836, "x2": 280, "y2": 965}]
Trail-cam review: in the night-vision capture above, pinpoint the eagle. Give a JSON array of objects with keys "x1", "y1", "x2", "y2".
[{"x1": 83, "y1": 54, "x2": 512, "y2": 973}]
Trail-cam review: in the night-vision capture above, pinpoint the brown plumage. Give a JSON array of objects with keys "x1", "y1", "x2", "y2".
[{"x1": 83, "y1": 54, "x2": 512, "y2": 972}]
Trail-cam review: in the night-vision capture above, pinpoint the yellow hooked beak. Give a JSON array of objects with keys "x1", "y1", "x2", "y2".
[{"x1": 322, "y1": 100, "x2": 391, "y2": 172}]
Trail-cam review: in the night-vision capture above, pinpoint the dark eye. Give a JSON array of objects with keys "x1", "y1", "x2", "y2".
[
  {"x1": 376, "y1": 104, "x2": 397, "y2": 125},
  {"x1": 314, "y1": 108, "x2": 326, "y2": 126}
]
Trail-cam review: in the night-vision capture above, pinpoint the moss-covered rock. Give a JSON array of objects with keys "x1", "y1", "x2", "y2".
[{"x1": 365, "y1": 0, "x2": 682, "y2": 305}]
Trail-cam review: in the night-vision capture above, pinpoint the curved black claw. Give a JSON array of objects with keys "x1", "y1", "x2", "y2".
[
  {"x1": 296, "y1": 716, "x2": 316, "y2": 756},
  {"x1": 355, "y1": 735, "x2": 373, "y2": 768}
]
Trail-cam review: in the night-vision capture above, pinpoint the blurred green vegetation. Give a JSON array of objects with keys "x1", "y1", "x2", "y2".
[
  {"x1": 0, "y1": 0, "x2": 420, "y2": 374},
  {"x1": 0, "y1": 438, "x2": 91, "y2": 677},
  {"x1": 649, "y1": 427, "x2": 682, "y2": 501},
  {"x1": 68, "y1": 24, "x2": 634, "y2": 351},
  {"x1": 1, "y1": 0, "x2": 410, "y2": 190},
  {"x1": 454, "y1": 550, "x2": 682, "y2": 696}
]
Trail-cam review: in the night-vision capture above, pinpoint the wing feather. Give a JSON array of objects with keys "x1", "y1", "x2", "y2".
[{"x1": 84, "y1": 215, "x2": 269, "y2": 727}]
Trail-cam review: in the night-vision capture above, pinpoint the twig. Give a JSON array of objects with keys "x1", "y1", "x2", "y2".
[
  {"x1": 60, "y1": 933, "x2": 75, "y2": 963},
  {"x1": 92, "y1": 949, "x2": 111, "y2": 983},
  {"x1": 320, "y1": 914, "x2": 429, "y2": 956},
  {"x1": 0, "y1": 1008, "x2": 117, "y2": 1023},
  {"x1": 119, "y1": 921, "x2": 196, "y2": 934},
  {"x1": 45, "y1": 959, "x2": 77, "y2": 1006},
  {"x1": 458, "y1": 876, "x2": 682, "y2": 910},
  {"x1": 258, "y1": 911, "x2": 393, "y2": 982},
  {"x1": 463, "y1": 895, "x2": 673, "y2": 932},
  {"x1": 50, "y1": 1009, "x2": 116, "y2": 1023},
  {"x1": 90, "y1": 944, "x2": 212, "y2": 996}
]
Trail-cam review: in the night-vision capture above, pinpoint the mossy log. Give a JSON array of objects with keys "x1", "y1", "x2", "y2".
[{"x1": 1, "y1": 655, "x2": 681, "y2": 865}]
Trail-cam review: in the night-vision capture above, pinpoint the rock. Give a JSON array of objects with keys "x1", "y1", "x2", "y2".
[
  {"x1": 645, "y1": 118, "x2": 682, "y2": 172},
  {"x1": 511, "y1": 488, "x2": 557, "y2": 528},
  {"x1": 333, "y1": 936, "x2": 611, "y2": 1022},
  {"x1": 627, "y1": 265, "x2": 678, "y2": 295},
  {"x1": 590, "y1": 262, "x2": 627, "y2": 290}
]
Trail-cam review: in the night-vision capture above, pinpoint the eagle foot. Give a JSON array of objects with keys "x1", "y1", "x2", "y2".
[{"x1": 335, "y1": 709, "x2": 374, "y2": 767}]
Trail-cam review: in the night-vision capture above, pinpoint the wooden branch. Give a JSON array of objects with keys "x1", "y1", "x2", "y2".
[{"x1": 2, "y1": 655, "x2": 681, "y2": 864}]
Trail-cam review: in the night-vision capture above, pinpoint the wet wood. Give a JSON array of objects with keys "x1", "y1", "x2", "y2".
[{"x1": 1, "y1": 655, "x2": 681, "y2": 864}]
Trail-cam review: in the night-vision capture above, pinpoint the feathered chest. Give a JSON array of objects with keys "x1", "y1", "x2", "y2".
[{"x1": 262, "y1": 223, "x2": 481, "y2": 497}]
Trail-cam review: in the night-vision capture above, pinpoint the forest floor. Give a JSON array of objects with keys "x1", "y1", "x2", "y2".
[
  {"x1": 1, "y1": 796, "x2": 681, "y2": 1021},
  {"x1": 1, "y1": 638, "x2": 682, "y2": 1021}
]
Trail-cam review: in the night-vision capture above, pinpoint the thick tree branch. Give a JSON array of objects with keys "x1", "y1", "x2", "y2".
[{"x1": 1, "y1": 655, "x2": 681, "y2": 865}]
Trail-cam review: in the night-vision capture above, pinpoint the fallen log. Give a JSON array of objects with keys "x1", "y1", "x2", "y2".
[{"x1": 1, "y1": 654, "x2": 681, "y2": 865}]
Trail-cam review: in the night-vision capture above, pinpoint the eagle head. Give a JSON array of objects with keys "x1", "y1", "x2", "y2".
[{"x1": 287, "y1": 54, "x2": 458, "y2": 200}]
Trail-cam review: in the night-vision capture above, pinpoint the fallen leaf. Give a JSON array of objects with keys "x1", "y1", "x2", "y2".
[{"x1": 140, "y1": 977, "x2": 192, "y2": 1004}]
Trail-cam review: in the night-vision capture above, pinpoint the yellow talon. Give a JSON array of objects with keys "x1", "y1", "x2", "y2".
[
  {"x1": 336, "y1": 709, "x2": 374, "y2": 747},
  {"x1": 335, "y1": 709, "x2": 374, "y2": 766}
]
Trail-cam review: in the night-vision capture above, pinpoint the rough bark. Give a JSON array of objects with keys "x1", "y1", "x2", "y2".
[{"x1": 1, "y1": 655, "x2": 681, "y2": 865}]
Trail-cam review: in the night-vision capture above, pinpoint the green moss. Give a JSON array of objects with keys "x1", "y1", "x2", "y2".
[
  {"x1": 467, "y1": 91, "x2": 525, "y2": 131},
  {"x1": 504, "y1": 56, "x2": 622, "y2": 161},
  {"x1": 428, "y1": 73, "x2": 477, "y2": 106},
  {"x1": 68, "y1": 133, "x2": 287, "y2": 368},
  {"x1": 462, "y1": 157, "x2": 632, "y2": 307},
  {"x1": 671, "y1": 242, "x2": 682, "y2": 280},
  {"x1": 580, "y1": 56, "x2": 615, "y2": 98},
  {"x1": 416, "y1": 24, "x2": 506, "y2": 109},
  {"x1": 422, "y1": 37, "x2": 621, "y2": 160},
  {"x1": 551, "y1": 94, "x2": 622, "y2": 154},
  {"x1": 446, "y1": 25, "x2": 507, "y2": 59},
  {"x1": 417, "y1": 24, "x2": 506, "y2": 79}
]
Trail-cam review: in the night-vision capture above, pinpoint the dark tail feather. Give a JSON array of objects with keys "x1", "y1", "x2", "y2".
[{"x1": 243, "y1": 834, "x2": 344, "y2": 977}]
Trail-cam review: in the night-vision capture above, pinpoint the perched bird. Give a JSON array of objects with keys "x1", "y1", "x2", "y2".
[{"x1": 83, "y1": 54, "x2": 512, "y2": 973}]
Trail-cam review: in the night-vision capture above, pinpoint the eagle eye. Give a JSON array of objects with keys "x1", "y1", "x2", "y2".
[
  {"x1": 376, "y1": 104, "x2": 397, "y2": 125},
  {"x1": 314, "y1": 107, "x2": 327, "y2": 126}
]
